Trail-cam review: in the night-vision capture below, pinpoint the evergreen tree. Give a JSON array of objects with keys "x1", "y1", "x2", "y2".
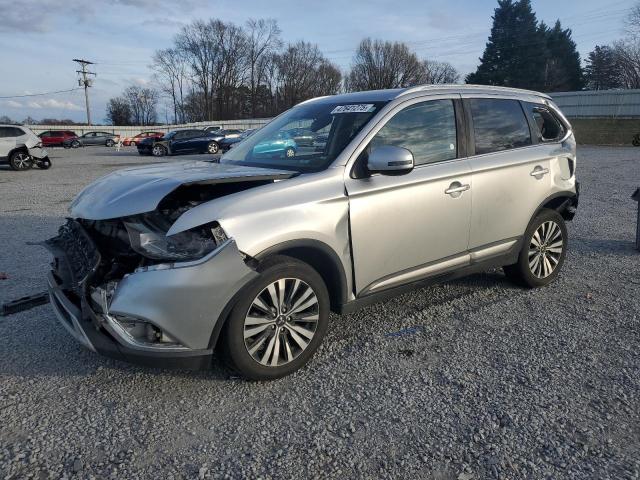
[
  {"x1": 540, "y1": 20, "x2": 583, "y2": 92},
  {"x1": 466, "y1": 0, "x2": 546, "y2": 89},
  {"x1": 584, "y1": 45, "x2": 622, "y2": 90}
]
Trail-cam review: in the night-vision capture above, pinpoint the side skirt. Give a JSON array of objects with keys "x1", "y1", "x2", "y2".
[{"x1": 338, "y1": 239, "x2": 521, "y2": 315}]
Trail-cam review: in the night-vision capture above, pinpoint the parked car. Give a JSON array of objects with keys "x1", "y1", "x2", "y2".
[
  {"x1": 39, "y1": 130, "x2": 77, "y2": 147},
  {"x1": 137, "y1": 129, "x2": 223, "y2": 156},
  {"x1": 0, "y1": 125, "x2": 51, "y2": 170},
  {"x1": 286, "y1": 127, "x2": 316, "y2": 147},
  {"x1": 44, "y1": 85, "x2": 578, "y2": 380},
  {"x1": 219, "y1": 129, "x2": 255, "y2": 152},
  {"x1": 122, "y1": 131, "x2": 164, "y2": 147},
  {"x1": 63, "y1": 131, "x2": 119, "y2": 148},
  {"x1": 252, "y1": 130, "x2": 297, "y2": 158}
]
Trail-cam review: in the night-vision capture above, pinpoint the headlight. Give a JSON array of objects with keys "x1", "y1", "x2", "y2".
[{"x1": 124, "y1": 219, "x2": 227, "y2": 261}]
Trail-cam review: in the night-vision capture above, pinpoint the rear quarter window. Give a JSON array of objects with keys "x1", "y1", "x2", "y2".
[
  {"x1": 469, "y1": 98, "x2": 532, "y2": 155},
  {"x1": 523, "y1": 102, "x2": 566, "y2": 142}
]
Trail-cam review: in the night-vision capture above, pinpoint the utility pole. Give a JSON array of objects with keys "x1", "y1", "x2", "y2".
[{"x1": 73, "y1": 59, "x2": 96, "y2": 125}]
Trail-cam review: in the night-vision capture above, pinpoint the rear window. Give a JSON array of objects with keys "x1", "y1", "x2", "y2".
[
  {"x1": 469, "y1": 99, "x2": 532, "y2": 155},
  {"x1": 523, "y1": 103, "x2": 566, "y2": 142},
  {"x1": 0, "y1": 127, "x2": 25, "y2": 138}
]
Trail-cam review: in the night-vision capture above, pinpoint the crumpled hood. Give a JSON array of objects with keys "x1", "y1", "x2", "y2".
[{"x1": 70, "y1": 161, "x2": 296, "y2": 220}]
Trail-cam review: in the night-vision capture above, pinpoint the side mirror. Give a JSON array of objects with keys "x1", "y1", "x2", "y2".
[{"x1": 367, "y1": 145, "x2": 414, "y2": 174}]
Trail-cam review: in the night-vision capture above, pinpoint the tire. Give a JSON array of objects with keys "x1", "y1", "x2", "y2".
[
  {"x1": 504, "y1": 208, "x2": 567, "y2": 288},
  {"x1": 9, "y1": 151, "x2": 34, "y2": 171},
  {"x1": 633, "y1": 135, "x2": 640, "y2": 147},
  {"x1": 284, "y1": 147, "x2": 296, "y2": 158},
  {"x1": 106, "y1": 139, "x2": 115, "y2": 147},
  {"x1": 71, "y1": 140, "x2": 80, "y2": 148},
  {"x1": 152, "y1": 145, "x2": 167, "y2": 157},
  {"x1": 130, "y1": 141, "x2": 136, "y2": 147},
  {"x1": 36, "y1": 158, "x2": 52, "y2": 169},
  {"x1": 222, "y1": 255, "x2": 330, "y2": 380},
  {"x1": 207, "y1": 141, "x2": 220, "y2": 154}
]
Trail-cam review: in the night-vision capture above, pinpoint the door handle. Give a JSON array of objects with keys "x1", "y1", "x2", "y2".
[
  {"x1": 445, "y1": 182, "x2": 470, "y2": 196},
  {"x1": 530, "y1": 166, "x2": 550, "y2": 178}
]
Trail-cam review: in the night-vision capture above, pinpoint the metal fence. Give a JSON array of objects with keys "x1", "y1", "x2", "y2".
[
  {"x1": 26, "y1": 118, "x2": 273, "y2": 138},
  {"x1": 550, "y1": 89, "x2": 640, "y2": 118}
]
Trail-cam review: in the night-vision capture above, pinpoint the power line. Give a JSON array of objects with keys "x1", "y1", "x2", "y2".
[{"x1": 0, "y1": 87, "x2": 82, "y2": 99}]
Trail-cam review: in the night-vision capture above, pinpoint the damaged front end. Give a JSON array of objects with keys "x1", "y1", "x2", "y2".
[{"x1": 46, "y1": 216, "x2": 258, "y2": 368}]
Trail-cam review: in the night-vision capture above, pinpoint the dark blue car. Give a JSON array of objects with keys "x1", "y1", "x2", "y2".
[{"x1": 137, "y1": 129, "x2": 225, "y2": 157}]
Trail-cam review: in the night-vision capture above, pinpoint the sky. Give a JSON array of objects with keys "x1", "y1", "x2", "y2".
[{"x1": 0, "y1": 0, "x2": 635, "y2": 123}]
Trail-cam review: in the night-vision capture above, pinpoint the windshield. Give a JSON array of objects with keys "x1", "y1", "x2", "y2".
[{"x1": 220, "y1": 101, "x2": 386, "y2": 172}]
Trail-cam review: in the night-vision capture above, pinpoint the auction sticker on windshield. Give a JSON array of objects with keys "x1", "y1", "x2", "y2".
[{"x1": 331, "y1": 104, "x2": 376, "y2": 114}]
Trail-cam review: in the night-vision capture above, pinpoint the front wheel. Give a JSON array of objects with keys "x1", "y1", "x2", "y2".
[
  {"x1": 9, "y1": 151, "x2": 34, "y2": 171},
  {"x1": 207, "y1": 141, "x2": 219, "y2": 154},
  {"x1": 152, "y1": 145, "x2": 167, "y2": 157},
  {"x1": 504, "y1": 208, "x2": 567, "y2": 288},
  {"x1": 222, "y1": 255, "x2": 330, "y2": 380},
  {"x1": 284, "y1": 147, "x2": 296, "y2": 158}
]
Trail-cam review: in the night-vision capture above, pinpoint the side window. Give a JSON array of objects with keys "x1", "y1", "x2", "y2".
[
  {"x1": 0, "y1": 127, "x2": 13, "y2": 138},
  {"x1": 524, "y1": 103, "x2": 565, "y2": 142},
  {"x1": 11, "y1": 127, "x2": 25, "y2": 137},
  {"x1": 370, "y1": 99, "x2": 457, "y2": 166},
  {"x1": 469, "y1": 99, "x2": 532, "y2": 155}
]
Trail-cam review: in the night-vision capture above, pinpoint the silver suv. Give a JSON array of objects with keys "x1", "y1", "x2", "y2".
[{"x1": 45, "y1": 85, "x2": 578, "y2": 379}]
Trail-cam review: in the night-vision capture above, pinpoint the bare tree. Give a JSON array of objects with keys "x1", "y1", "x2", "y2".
[
  {"x1": 423, "y1": 60, "x2": 460, "y2": 84},
  {"x1": 613, "y1": 39, "x2": 640, "y2": 89},
  {"x1": 345, "y1": 38, "x2": 429, "y2": 91},
  {"x1": 125, "y1": 86, "x2": 159, "y2": 125},
  {"x1": 625, "y1": 1, "x2": 640, "y2": 38},
  {"x1": 246, "y1": 19, "x2": 282, "y2": 117},
  {"x1": 151, "y1": 48, "x2": 189, "y2": 123},
  {"x1": 276, "y1": 41, "x2": 341, "y2": 109}
]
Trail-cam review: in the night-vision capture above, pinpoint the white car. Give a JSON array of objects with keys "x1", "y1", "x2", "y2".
[{"x1": 0, "y1": 125, "x2": 51, "y2": 170}]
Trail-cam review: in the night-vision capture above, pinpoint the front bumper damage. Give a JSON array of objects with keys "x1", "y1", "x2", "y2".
[{"x1": 45, "y1": 219, "x2": 258, "y2": 369}]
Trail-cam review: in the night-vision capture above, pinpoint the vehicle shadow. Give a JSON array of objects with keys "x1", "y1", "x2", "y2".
[{"x1": 570, "y1": 236, "x2": 638, "y2": 257}]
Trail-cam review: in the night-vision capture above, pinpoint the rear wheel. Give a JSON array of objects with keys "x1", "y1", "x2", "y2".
[
  {"x1": 504, "y1": 208, "x2": 567, "y2": 288},
  {"x1": 284, "y1": 147, "x2": 296, "y2": 158},
  {"x1": 9, "y1": 151, "x2": 33, "y2": 171},
  {"x1": 105, "y1": 139, "x2": 115, "y2": 147},
  {"x1": 152, "y1": 145, "x2": 167, "y2": 157},
  {"x1": 222, "y1": 255, "x2": 330, "y2": 380},
  {"x1": 71, "y1": 140, "x2": 80, "y2": 148}
]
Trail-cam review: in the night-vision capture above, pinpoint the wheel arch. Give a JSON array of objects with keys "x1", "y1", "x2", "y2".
[
  {"x1": 207, "y1": 239, "x2": 349, "y2": 352},
  {"x1": 532, "y1": 190, "x2": 578, "y2": 222},
  {"x1": 254, "y1": 239, "x2": 349, "y2": 313}
]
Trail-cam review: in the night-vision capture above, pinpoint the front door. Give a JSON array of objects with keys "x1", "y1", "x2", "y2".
[{"x1": 345, "y1": 97, "x2": 472, "y2": 295}]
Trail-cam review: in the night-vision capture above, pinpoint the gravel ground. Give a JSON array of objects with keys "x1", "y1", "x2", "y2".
[{"x1": 0, "y1": 146, "x2": 639, "y2": 480}]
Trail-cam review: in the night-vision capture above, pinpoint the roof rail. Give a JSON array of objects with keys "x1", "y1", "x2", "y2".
[{"x1": 396, "y1": 84, "x2": 551, "y2": 100}]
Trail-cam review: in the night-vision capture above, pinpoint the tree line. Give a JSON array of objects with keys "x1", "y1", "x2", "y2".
[{"x1": 102, "y1": 0, "x2": 640, "y2": 125}]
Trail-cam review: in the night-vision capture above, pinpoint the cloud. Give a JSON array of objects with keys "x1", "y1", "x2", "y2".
[
  {"x1": 2, "y1": 100, "x2": 23, "y2": 108},
  {"x1": 0, "y1": 0, "x2": 197, "y2": 32},
  {"x1": 27, "y1": 99, "x2": 83, "y2": 111}
]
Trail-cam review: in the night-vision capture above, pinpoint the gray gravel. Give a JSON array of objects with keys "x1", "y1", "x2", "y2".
[{"x1": 1, "y1": 146, "x2": 639, "y2": 479}]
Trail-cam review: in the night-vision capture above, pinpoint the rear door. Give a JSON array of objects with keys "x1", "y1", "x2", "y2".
[{"x1": 463, "y1": 96, "x2": 550, "y2": 251}]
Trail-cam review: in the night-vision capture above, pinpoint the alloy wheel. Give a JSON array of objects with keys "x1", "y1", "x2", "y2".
[
  {"x1": 528, "y1": 220, "x2": 563, "y2": 278},
  {"x1": 208, "y1": 142, "x2": 219, "y2": 154},
  {"x1": 13, "y1": 152, "x2": 32, "y2": 170},
  {"x1": 243, "y1": 278, "x2": 319, "y2": 367},
  {"x1": 285, "y1": 147, "x2": 295, "y2": 158},
  {"x1": 152, "y1": 145, "x2": 166, "y2": 157}
]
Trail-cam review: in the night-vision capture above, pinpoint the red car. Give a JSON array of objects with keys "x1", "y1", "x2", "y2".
[
  {"x1": 123, "y1": 131, "x2": 164, "y2": 146},
  {"x1": 39, "y1": 130, "x2": 77, "y2": 147}
]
